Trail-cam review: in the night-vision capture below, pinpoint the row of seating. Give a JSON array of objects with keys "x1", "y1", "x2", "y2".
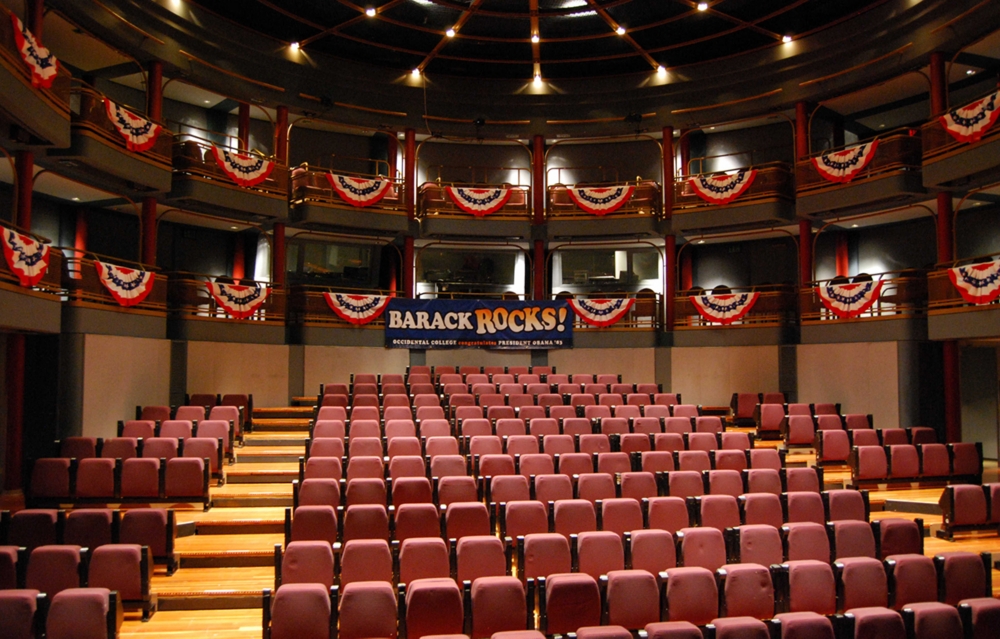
[
  {"x1": 729, "y1": 393, "x2": 788, "y2": 426},
  {"x1": 115, "y1": 420, "x2": 235, "y2": 457},
  {"x1": 261, "y1": 549, "x2": 1000, "y2": 638},
  {"x1": 938, "y1": 484, "x2": 1000, "y2": 539},
  {"x1": 1, "y1": 543, "x2": 156, "y2": 619},
  {"x1": 786, "y1": 419, "x2": 936, "y2": 449},
  {"x1": 0, "y1": 587, "x2": 122, "y2": 639},
  {"x1": 817, "y1": 431, "x2": 937, "y2": 464},
  {"x1": 325, "y1": 383, "x2": 660, "y2": 399},
  {"x1": 59, "y1": 427, "x2": 235, "y2": 462},
  {"x1": 849, "y1": 443, "x2": 983, "y2": 487},
  {"x1": 320, "y1": 393, "x2": 692, "y2": 417},
  {"x1": 29, "y1": 456, "x2": 212, "y2": 509},
  {"x1": 138, "y1": 394, "x2": 249, "y2": 436},
  {"x1": 755, "y1": 403, "x2": 841, "y2": 439},
  {"x1": 0, "y1": 509, "x2": 177, "y2": 572},
  {"x1": 291, "y1": 465, "x2": 821, "y2": 510}
]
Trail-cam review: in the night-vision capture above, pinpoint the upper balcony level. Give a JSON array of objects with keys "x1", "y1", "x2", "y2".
[
  {"x1": 928, "y1": 253, "x2": 1000, "y2": 340},
  {"x1": 168, "y1": 133, "x2": 288, "y2": 222},
  {"x1": 547, "y1": 166, "x2": 662, "y2": 239},
  {"x1": 671, "y1": 162, "x2": 794, "y2": 234},
  {"x1": 418, "y1": 165, "x2": 533, "y2": 239},
  {"x1": 0, "y1": 4, "x2": 71, "y2": 149},
  {"x1": 796, "y1": 130, "x2": 925, "y2": 219},
  {"x1": 290, "y1": 158, "x2": 407, "y2": 234},
  {"x1": 47, "y1": 85, "x2": 173, "y2": 195},
  {"x1": 0, "y1": 220, "x2": 63, "y2": 333},
  {"x1": 922, "y1": 89, "x2": 1000, "y2": 191},
  {"x1": 166, "y1": 271, "x2": 286, "y2": 344}
]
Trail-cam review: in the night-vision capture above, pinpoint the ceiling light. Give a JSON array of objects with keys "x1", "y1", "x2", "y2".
[
  {"x1": 365, "y1": 7, "x2": 376, "y2": 17},
  {"x1": 966, "y1": 69, "x2": 975, "y2": 75},
  {"x1": 697, "y1": 2, "x2": 708, "y2": 10},
  {"x1": 616, "y1": 26, "x2": 626, "y2": 35},
  {"x1": 71, "y1": 197, "x2": 80, "y2": 201},
  {"x1": 446, "y1": 27, "x2": 455, "y2": 37},
  {"x1": 879, "y1": 124, "x2": 885, "y2": 128},
  {"x1": 697, "y1": 240, "x2": 705, "y2": 244},
  {"x1": 204, "y1": 100, "x2": 211, "y2": 104},
  {"x1": 289, "y1": 41, "x2": 299, "y2": 51},
  {"x1": 851, "y1": 224, "x2": 858, "y2": 228},
  {"x1": 531, "y1": 33, "x2": 539, "y2": 44},
  {"x1": 230, "y1": 226, "x2": 239, "y2": 230},
  {"x1": 782, "y1": 35, "x2": 792, "y2": 43},
  {"x1": 656, "y1": 65, "x2": 666, "y2": 76},
  {"x1": 708, "y1": 126, "x2": 715, "y2": 130},
  {"x1": 411, "y1": 68, "x2": 421, "y2": 77},
  {"x1": 533, "y1": 74, "x2": 543, "y2": 85}
]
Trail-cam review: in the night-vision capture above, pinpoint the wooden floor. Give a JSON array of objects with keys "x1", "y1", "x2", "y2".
[{"x1": 115, "y1": 407, "x2": 1000, "y2": 637}]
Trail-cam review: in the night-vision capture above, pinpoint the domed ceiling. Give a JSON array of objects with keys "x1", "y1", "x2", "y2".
[{"x1": 191, "y1": 0, "x2": 883, "y2": 80}]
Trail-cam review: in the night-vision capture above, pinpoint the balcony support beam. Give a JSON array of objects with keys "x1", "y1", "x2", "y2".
[
  {"x1": 237, "y1": 102, "x2": 250, "y2": 150},
  {"x1": 272, "y1": 222, "x2": 285, "y2": 286},
  {"x1": 403, "y1": 235, "x2": 415, "y2": 299},
  {"x1": 141, "y1": 196, "x2": 157, "y2": 265},
  {"x1": 275, "y1": 106, "x2": 288, "y2": 165}
]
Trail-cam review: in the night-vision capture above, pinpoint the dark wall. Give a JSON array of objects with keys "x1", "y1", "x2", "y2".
[
  {"x1": 156, "y1": 222, "x2": 235, "y2": 275},
  {"x1": 814, "y1": 216, "x2": 937, "y2": 280},
  {"x1": 957, "y1": 204, "x2": 1000, "y2": 259},
  {"x1": 288, "y1": 128, "x2": 374, "y2": 171},
  {"x1": 419, "y1": 141, "x2": 534, "y2": 185},
  {"x1": 700, "y1": 122, "x2": 794, "y2": 174},
  {"x1": 689, "y1": 236, "x2": 797, "y2": 289}
]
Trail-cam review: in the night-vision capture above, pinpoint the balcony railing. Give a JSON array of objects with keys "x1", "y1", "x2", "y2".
[
  {"x1": 547, "y1": 180, "x2": 661, "y2": 219},
  {"x1": 288, "y1": 285, "x2": 394, "y2": 328},
  {"x1": 0, "y1": 221, "x2": 62, "y2": 295},
  {"x1": 62, "y1": 253, "x2": 166, "y2": 313},
  {"x1": 555, "y1": 292, "x2": 664, "y2": 331},
  {"x1": 166, "y1": 272, "x2": 285, "y2": 324},
  {"x1": 801, "y1": 270, "x2": 927, "y2": 323},
  {"x1": 922, "y1": 90, "x2": 1000, "y2": 162},
  {"x1": 290, "y1": 164, "x2": 405, "y2": 216},
  {"x1": 172, "y1": 136, "x2": 288, "y2": 197},
  {"x1": 418, "y1": 181, "x2": 532, "y2": 220},
  {"x1": 0, "y1": 5, "x2": 71, "y2": 116},
  {"x1": 674, "y1": 285, "x2": 797, "y2": 329},
  {"x1": 796, "y1": 130, "x2": 922, "y2": 195},
  {"x1": 674, "y1": 162, "x2": 793, "y2": 210},
  {"x1": 71, "y1": 87, "x2": 172, "y2": 165},
  {"x1": 927, "y1": 254, "x2": 1000, "y2": 314}
]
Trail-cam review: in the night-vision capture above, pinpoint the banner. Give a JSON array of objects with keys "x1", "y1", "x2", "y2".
[
  {"x1": 690, "y1": 292, "x2": 759, "y2": 325},
  {"x1": 104, "y1": 99, "x2": 161, "y2": 152},
  {"x1": 1, "y1": 227, "x2": 50, "y2": 287},
  {"x1": 812, "y1": 140, "x2": 879, "y2": 183},
  {"x1": 211, "y1": 146, "x2": 274, "y2": 187},
  {"x1": 948, "y1": 259, "x2": 1000, "y2": 305},
  {"x1": 95, "y1": 260, "x2": 155, "y2": 307},
  {"x1": 941, "y1": 91, "x2": 999, "y2": 143},
  {"x1": 446, "y1": 187, "x2": 512, "y2": 216},
  {"x1": 385, "y1": 299, "x2": 571, "y2": 349},
  {"x1": 324, "y1": 292, "x2": 391, "y2": 325},
  {"x1": 690, "y1": 169, "x2": 756, "y2": 204},
  {"x1": 568, "y1": 298, "x2": 634, "y2": 327},
  {"x1": 11, "y1": 14, "x2": 58, "y2": 89},
  {"x1": 816, "y1": 280, "x2": 883, "y2": 318},
  {"x1": 206, "y1": 281, "x2": 269, "y2": 319},
  {"x1": 327, "y1": 173, "x2": 392, "y2": 207},
  {"x1": 567, "y1": 185, "x2": 635, "y2": 215}
]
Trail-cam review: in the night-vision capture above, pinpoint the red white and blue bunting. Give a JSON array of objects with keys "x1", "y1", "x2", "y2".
[
  {"x1": 568, "y1": 298, "x2": 635, "y2": 327},
  {"x1": 323, "y1": 293, "x2": 391, "y2": 325},
  {"x1": 10, "y1": 14, "x2": 58, "y2": 89},
  {"x1": 104, "y1": 99, "x2": 161, "y2": 152},
  {"x1": 816, "y1": 280, "x2": 883, "y2": 318},
  {"x1": 947, "y1": 259, "x2": 1000, "y2": 305},
  {"x1": 812, "y1": 140, "x2": 879, "y2": 183},
  {"x1": 327, "y1": 174, "x2": 392, "y2": 207},
  {"x1": 1, "y1": 227, "x2": 50, "y2": 287},
  {"x1": 95, "y1": 260, "x2": 155, "y2": 307},
  {"x1": 446, "y1": 187, "x2": 512, "y2": 217},
  {"x1": 689, "y1": 169, "x2": 757, "y2": 205},
  {"x1": 940, "y1": 92, "x2": 1000, "y2": 144},
  {"x1": 206, "y1": 281, "x2": 269, "y2": 319},
  {"x1": 567, "y1": 185, "x2": 635, "y2": 216},
  {"x1": 690, "y1": 292, "x2": 759, "y2": 325},
  {"x1": 211, "y1": 146, "x2": 274, "y2": 188}
]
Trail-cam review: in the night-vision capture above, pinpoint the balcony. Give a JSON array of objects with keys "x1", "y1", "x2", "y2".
[
  {"x1": 547, "y1": 178, "x2": 662, "y2": 238},
  {"x1": 0, "y1": 5, "x2": 71, "y2": 148},
  {"x1": 46, "y1": 87, "x2": 172, "y2": 195},
  {"x1": 552, "y1": 292, "x2": 663, "y2": 348},
  {"x1": 796, "y1": 130, "x2": 925, "y2": 218},
  {"x1": 287, "y1": 285, "x2": 392, "y2": 346},
  {"x1": 166, "y1": 272, "x2": 286, "y2": 344},
  {"x1": 672, "y1": 284, "x2": 798, "y2": 347},
  {"x1": 61, "y1": 253, "x2": 167, "y2": 338},
  {"x1": 168, "y1": 135, "x2": 289, "y2": 222},
  {"x1": 0, "y1": 221, "x2": 62, "y2": 333},
  {"x1": 419, "y1": 176, "x2": 533, "y2": 239},
  {"x1": 922, "y1": 90, "x2": 1000, "y2": 190},
  {"x1": 800, "y1": 271, "x2": 927, "y2": 343},
  {"x1": 671, "y1": 163, "x2": 794, "y2": 234},
  {"x1": 927, "y1": 254, "x2": 1000, "y2": 340},
  {"x1": 290, "y1": 161, "x2": 408, "y2": 234}
]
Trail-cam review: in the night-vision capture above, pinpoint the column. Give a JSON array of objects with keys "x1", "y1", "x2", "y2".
[
  {"x1": 275, "y1": 105, "x2": 289, "y2": 164},
  {"x1": 142, "y1": 60, "x2": 163, "y2": 266},
  {"x1": 232, "y1": 234, "x2": 245, "y2": 281},
  {"x1": 796, "y1": 101, "x2": 813, "y2": 285},
  {"x1": 835, "y1": 233, "x2": 849, "y2": 277},
  {"x1": 146, "y1": 61, "x2": 163, "y2": 120},
  {"x1": 27, "y1": 0, "x2": 43, "y2": 39},
  {"x1": 237, "y1": 102, "x2": 250, "y2": 150},
  {"x1": 403, "y1": 236, "x2": 415, "y2": 299},
  {"x1": 532, "y1": 134, "x2": 546, "y2": 299},
  {"x1": 272, "y1": 223, "x2": 286, "y2": 286},
  {"x1": 663, "y1": 126, "x2": 676, "y2": 330},
  {"x1": 403, "y1": 129, "x2": 416, "y2": 298}
]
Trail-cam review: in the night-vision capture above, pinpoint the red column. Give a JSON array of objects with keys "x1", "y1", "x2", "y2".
[
  {"x1": 404, "y1": 129, "x2": 416, "y2": 221},
  {"x1": 533, "y1": 240, "x2": 545, "y2": 300},
  {"x1": 835, "y1": 233, "x2": 849, "y2": 277},
  {"x1": 403, "y1": 236, "x2": 415, "y2": 299},
  {"x1": 680, "y1": 249, "x2": 693, "y2": 290},
  {"x1": 232, "y1": 234, "x2": 245, "y2": 281},
  {"x1": 665, "y1": 235, "x2": 676, "y2": 330},
  {"x1": 15, "y1": 150, "x2": 33, "y2": 228},
  {"x1": 27, "y1": 0, "x2": 43, "y2": 39},
  {"x1": 795, "y1": 101, "x2": 810, "y2": 159},
  {"x1": 237, "y1": 102, "x2": 250, "y2": 150},
  {"x1": 386, "y1": 133, "x2": 398, "y2": 179},
  {"x1": 662, "y1": 126, "x2": 674, "y2": 218},
  {"x1": 74, "y1": 209, "x2": 87, "y2": 251},
  {"x1": 141, "y1": 197, "x2": 157, "y2": 265},
  {"x1": 275, "y1": 106, "x2": 288, "y2": 164},
  {"x1": 929, "y1": 52, "x2": 947, "y2": 116},
  {"x1": 272, "y1": 223, "x2": 285, "y2": 286},
  {"x1": 146, "y1": 61, "x2": 163, "y2": 120},
  {"x1": 795, "y1": 101, "x2": 813, "y2": 286},
  {"x1": 532, "y1": 135, "x2": 545, "y2": 225}
]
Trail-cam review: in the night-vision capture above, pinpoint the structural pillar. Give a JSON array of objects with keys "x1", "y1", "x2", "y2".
[
  {"x1": 272, "y1": 223, "x2": 285, "y2": 285},
  {"x1": 531, "y1": 134, "x2": 546, "y2": 299},
  {"x1": 663, "y1": 126, "x2": 676, "y2": 329},
  {"x1": 237, "y1": 102, "x2": 251, "y2": 150},
  {"x1": 795, "y1": 101, "x2": 813, "y2": 286},
  {"x1": 232, "y1": 235, "x2": 245, "y2": 281},
  {"x1": 403, "y1": 129, "x2": 416, "y2": 298},
  {"x1": 27, "y1": 0, "x2": 43, "y2": 39},
  {"x1": 835, "y1": 233, "x2": 849, "y2": 277},
  {"x1": 275, "y1": 106, "x2": 288, "y2": 164},
  {"x1": 146, "y1": 61, "x2": 163, "y2": 120},
  {"x1": 141, "y1": 59, "x2": 163, "y2": 267},
  {"x1": 15, "y1": 150, "x2": 33, "y2": 228},
  {"x1": 141, "y1": 197, "x2": 157, "y2": 265},
  {"x1": 386, "y1": 133, "x2": 398, "y2": 179}
]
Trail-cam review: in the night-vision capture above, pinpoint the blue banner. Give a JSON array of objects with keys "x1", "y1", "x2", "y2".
[{"x1": 385, "y1": 299, "x2": 572, "y2": 349}]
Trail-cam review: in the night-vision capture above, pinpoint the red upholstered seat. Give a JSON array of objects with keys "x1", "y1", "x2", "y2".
[
  {"x1": 629, "y1": 529, "x2": 675, "y2": 575},
  {"x1": 26, "y1": 545, "x2": 84, "y2": 597},
  {"x1": 718, "y1": 563, "x2": 774, "y2": 620},
  {"x1": 340, "y1": 539, "x2": 393, "y2": 585},
  {"x1": 663, "y1": 417, "x2": 692, "y2": 435},
  {"x1": 518, "y1": 453, "x2": 554, "y2": 477},
  {"x1": 644, "y1": 621, "x2": 702, "y2": 639},
  {"x1": 825, "y1": 489, "x2": 868, "y2": 521},
  {"x1": 844, "y1": 607, "x2": 905, "y2": 639},
  {"x1": 620, "y1": 472, "x2": 657, "y2": 500},
  {"x1": 646, "y1": 497, "x2": 689, "y2": 533},
  {"x1": 457, "y1": 536, "x2": 507, "y2": 582},
  {"x1": 663, "y1": 566, "x2": 718, "y2": 625},
  {"x1": 0, "y1": 589, "x2": 43, "y2": 638},
  {"x1": 491, "y1": 475, "x2": 530, "y2": 504},
  {"x1": 47, "y1": 587, "x2": 119, "y2": 639},
  {"x1": 578, "y1": 434, "x2": 610, "y2": 455},
  {"x1": 836, "y1": 556, "x2": 889, "y2": 611},
  {"x1": 388, "y1": 455, "x2": 427, "y2": 480},
  {"x1": 521, "y1": 533, "x2": 571, "y2": 580},
  {"x1": 686, "y1": 432, "x2": 716, "y2": 452},
  {"x1": 143, "y1": 437, "x2": 179, "y2": 460},
  {"x1": 749, "y1": 449, "x2": 782, "y2": 470},
  {"x1": 818, "y1": 429, "x2": 851, "y2": 463},
  {"x1": 343, "y1": 504, "x2": 390, "y2": 541},
  {"x1": 30, "y1": 458, "x2": 72, "y2": 499},
  {"x1": 470, "y1": 576, "x2": 526, "y2": 639},
  {"x1": 667, "y1": 471, "x2": 703, "y2": 498},
  {"x1": 606, "y1": 569, "x2": 661, "y2": 629},
  {"x1": 75, "y1": 459, "x2": 116, "y2": 499},
  {"x1": 425, "y1": 436, "x2": 459, "y2": 458},
  {"x1": 395, "y1": 503, "x2": 441, "y2": 541},
  {"x1": 468, "y1": 435, "x2": 501, "y2": 455},
  {"x1": 339, "y1": 580, "x2": 397, "y2": 639},
  {"x1": 706, "y1": 470, "x2": 743, "y2": 497},
  {"x1": 745, "y1": 469, "x2": 782, "y2": 495},
  {"x1": 0, "y1": 545, "x2": 22, "y2": 589},
  {"x1": 102, "y1": 437, "x2": 139, "y2": 459},
  {"x1": 387, "y1": 437, "x2": 422, "y2": 459},
  {"x1": 119, "y1": 509, "x2": 172, "y2": 561},
  {"x1": 831, "y1": 520, "x2": 877, "y2": 560},
  {"x1": 557, "y1": 453, "x2": 593, "y2": 476},
  {"x1": 344, "y1": 478, "x2": 385, "y2": 506},
  {"x1": 740, "y1": 493, "x2": 783, "y2": 528},
  {"x1": 773, "y1": 612, "x2": 835, "y2": 639},
  {"x1": 654, "y1": 433, "x2": 685, "y2": 452},
  {"x1": 399, "y1": 538, "x2": 450, "y2": 584},
  {"x1": 183, "y1": 437, "x2": 220, "y2": 474},
  {"x1": 708, "y1": 617, "x2": 769, "y2": 639},
  {"x1": 504, "y1": 501, "x2": 547, "y2": 538},
  {"x1": 165, "y1": 457, "x2": 205, "y2": 497},
  {"x1": 61, "y1": 437, "x2": 99, "y2": 459},
  {"x1": 874, "y1": 518, "x2": 922, "y2": 559},
  {"x1": 783, "y1": 559, "x2": 837, "y2": 615},
  {"x1": 282, "y1": 541, "x2": 334, "y2": 588},
  {"x1": 553, "y1": 499, "x2": 596, "y2": 537},
  {"x1": 785, "y1": 491, "x2": 825, "y2": 525},
  {"x1": 783, "y1": 522, "x2": 831, "y2": 563},
  {"x1": 431, "y1": 456, "x2": 469, "y2": 479},
  {"x1": 698, "y1": 494, "x2": 741, "y2": 531},
  {"x1": 677, "y1": 450, "x2": 710, "y2": 472},
  {"x1": 405, "y1": 578, "x2": 464, "y2": 639},
  {"x1": 783, "y1": 467, "x2": 821, "y2": 493},
  {"x1": 855, "y1": 446, "x2": 888, "y2": 481},
  {"x1": 577, "y1": 473, "x2": 616, "y2": 503},
  {"x1": 437, "y1": 476, "x2": 479, "y2": 504},
  {"x1": 88, "y1": 543, "x2": 146, "y2": 601},
  {"x1": 785, "y1": 416, "x2": 815, "y2": 445},
  {"x1": 394, "y1": 477, "x2": 433, "y2": 506},
  {"x1": 269, "y1": 583, "x2": 331, "y2": 639},
  {"x1": 290, "y1": 506, "x2": 338, "y2": 545},
  {"x1": 445, "y1": 502, "x2": 491, "y2": 540},
  {"x1": 542, "y1": 435, "x2": 574, "y2": 457},
  {"x1": 731, "y1": 525, "x2": 782, "y2": 566},
  {"x1": 544, "y1": 573, "x2": 601, "y2": 635},
  {"x1": 677, "y1": 527, "x2": 726, "y2": 571},
  {"x1": 160, "y1": 419, "x2": 193, "y2": 439}
]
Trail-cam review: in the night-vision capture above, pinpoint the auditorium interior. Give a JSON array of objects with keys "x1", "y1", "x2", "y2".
[{"x1": 2, "y1": 0, "x2": 1000, "y2": 638}]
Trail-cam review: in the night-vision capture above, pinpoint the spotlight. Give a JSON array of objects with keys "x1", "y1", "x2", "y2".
[
  {"x1": 411, "y1": 68, "x2": 421, "y2": 77},
  {"x1": 446, "y1": 28, "x2": 455, "y2": 37},
  {"x1": 782, "y1": 35, "x2": 792, "y2": 43},
  {"x1": 697, "y1": 240, "x2": 705, "y2": 244},
  {"x1": 656, "y1": 65, "x2": 666, "y2": 76},
  {"x1": 531, "y1": 33, "x2": 539, "y2": 44},
  {"x1": 851, "y1": 224, "x2": 858, "y2": 228},
  {"x1": 533, "y1": 74, "x2": 543, "y2": 85},
  {"x1": 290, "y1": 41, "x2": 299, "y2": 51},
  {"x1": 616, "y1": 26, "x2": 626, "y2": 35},
  {"x1": 365, "y1": 7, "x2": 376, "y2": 17},
  {"x1": 697, "y1": 2, "x2": 708, "y2": 10},
  {"x1": 966, "y1": 69, "x2": 975, "y2": 75}
]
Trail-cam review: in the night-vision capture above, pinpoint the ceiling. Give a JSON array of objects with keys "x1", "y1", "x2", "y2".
[{"x1": 187, "y1": 0, "x2": 887, "y2": 80}]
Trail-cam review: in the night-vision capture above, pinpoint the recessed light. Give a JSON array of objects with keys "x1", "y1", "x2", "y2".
[
  {"x1": 533, "y1": 74, "x2": 543, "y2": 85},
  {"x1": 230, "y1": 226, "x2": 238, "y2": 230},
  {"x1": 289, "y1": 41, "x2": 299, "y2": 51},
  {"x1": 204, "y1": 100, "x2": 211, "y2": 104},
  {"x1": 879, "y1": 124, "x2": 885, "y2": 128},
  {"x1": 708, "y1": 126, "x2": 715, "y2": 130},
  {"x1": 616, "y1": 26, "x2": 626, "y2": 35},
  {"x1": 851, "y1": 224, "x2": 858, "y2": 228},
  {"x1": 966, "y1": 69, "x2": 975, "y2": 75},
  {"x1": 697, "y1": 2, "x2": 708, "y2": 10},
  {"x1": 71, "y1": 197, "x2": 80, "y2": 201},
  {"x1": 782, "y1": 35, "x2": 792, "y2": 43},
  {"x1": 697, "y1": 240, "x2": 705, "y2": 244},
  {"x1": 365, "y1": 7, "x2": 376, "y2": 17},
  {"x1": 446, "y1": 28, "x2": 455, "y2": 37},
  {"x1": 531, "y1": 34, "x2": 539, "y2": 44},
  {"x1": 656, "y1": 65, "x2": 666, "y2": 76},
  {"x1": 411, "y1": 68, "x2": 421, "y2": 77}
]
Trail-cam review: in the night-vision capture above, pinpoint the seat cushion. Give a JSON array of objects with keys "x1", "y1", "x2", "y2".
[
  {"x1": 405, "y1": 578, "x2": 464, "y2": 639},
  {"x1": 46, "y1": 587, "x2": 112, "y2": 639},
  {"x1": 338, "y1": 581, "x2": 397, "y2": 639},
  {"x1": 544, "y1": 572, "x2": 601, "y2": 634},
  {"x1": 708, "y1": 617, "x2": 769, "y2": 639},
  {"x1": 271, "y1": 583, "x2": 331, "y2": 639},
  {"x1": 902, "y1": 602, "x2": 963, "y2": 639},
  {"x1": 846, "y1": 607, "x2": 905, "y2": 639},
  {"x1": 773, "y1": 612, "x2": 835, "y2": 639},
  {"x1": 959, "y1": 597, "x2": 1000, "y2": 639}
]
